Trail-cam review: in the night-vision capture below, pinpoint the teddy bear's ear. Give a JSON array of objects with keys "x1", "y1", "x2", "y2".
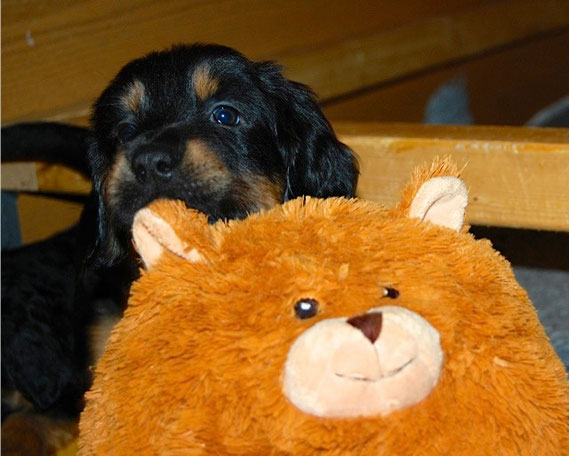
[
  {"x1": 132, "y1": 200, "x2": 210, "y2": 270},
  {"x1": 408, "y1": 176, "x2": 468, "y2": 231}
]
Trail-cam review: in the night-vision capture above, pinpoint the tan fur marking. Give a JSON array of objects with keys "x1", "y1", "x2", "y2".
[
  {"x1": 120, "y1": 80, "x2": 146, "y2": 113},
  {"x1": 193, "y1": 64, "x2": 219, "y2": 100},
  {"x1": 236, "y1": 173, "x2": 284, "y2": 210},
  {"x1": 104, "y1": 152, "x2": 134, "y2": 208},
  {"x1": 2, "y1": 389, "x2": 33, "y2": 412},
  {"x1": 90, "y1": 315, "x2": 121, "y2": 365},
  {"x1": 184, "y1": 139, "x2": 231, "y2": 190},
  {"x1": 1, "y1": 412, "x2": 78, "y2": 454}
]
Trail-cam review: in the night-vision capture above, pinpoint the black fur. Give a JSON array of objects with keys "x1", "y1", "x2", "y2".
[
  {"x1": 2, "y1": 228, "x2": 85, "y2": 415},
  {"x1": 1, "y1": 44, "x2": 358, "y2": 427},
  {"x1": 1, "y1": 123, "x2": 91, "y2": 176}
]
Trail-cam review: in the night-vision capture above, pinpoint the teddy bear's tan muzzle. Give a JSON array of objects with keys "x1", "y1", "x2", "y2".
[{"x1": 283, "y1": 306, "x2": 443, "y2": 418}]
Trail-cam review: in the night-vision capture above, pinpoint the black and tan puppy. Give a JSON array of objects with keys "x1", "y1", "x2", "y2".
[
  {"x1": 1, "y1": 43, "x2": 358, "y2": 452},
  {"x1": 89, "y1": 43, "x2": 357, "y2": 265}
]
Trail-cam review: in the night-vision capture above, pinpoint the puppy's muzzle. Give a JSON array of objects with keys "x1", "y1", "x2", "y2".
[{"x1": 132, "y1": 144, "x2": 177, "y2": 183}]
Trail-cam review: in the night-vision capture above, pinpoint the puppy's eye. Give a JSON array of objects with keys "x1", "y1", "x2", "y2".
[
  {"x1": 211, "y1": 105, "x2": 240, "y2": 126},
  {"x1": 116, "y1": 122, "x2": 137, "y2": 143},
  {"x1": 294, "y1": 298, "x2": 319, "y2": 320}
]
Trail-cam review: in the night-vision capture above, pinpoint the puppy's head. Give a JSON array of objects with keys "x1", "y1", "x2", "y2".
[{"x1": 88, "y1": 44, "x2": 358, "y2": 265}]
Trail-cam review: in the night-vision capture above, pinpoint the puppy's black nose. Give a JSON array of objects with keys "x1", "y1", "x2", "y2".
[
  {"x1": 132, "y1": 148, "x2": 174, "y2": 183},
  {"x1": 347, "y1": 312, "x2": 383, "y2": 343}
]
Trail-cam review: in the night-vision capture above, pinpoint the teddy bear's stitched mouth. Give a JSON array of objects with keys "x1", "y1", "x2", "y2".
[{"x1": 334, "y1": 357, "x2": 416, "y2": 382}]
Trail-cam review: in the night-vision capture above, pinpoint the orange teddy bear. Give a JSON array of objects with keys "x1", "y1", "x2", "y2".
[{"x1": 80, "y1": 159, "x2": 569, "y2": 455}]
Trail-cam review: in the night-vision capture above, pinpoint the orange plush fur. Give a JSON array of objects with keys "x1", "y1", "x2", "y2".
[{"x1": 80, "y1": 159, "x2": 569, "y2": 455}]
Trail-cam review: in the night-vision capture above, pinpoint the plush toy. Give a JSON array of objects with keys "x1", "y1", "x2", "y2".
[{"x1": 80, "y1": 159, "x2": 569, "y2": 455}]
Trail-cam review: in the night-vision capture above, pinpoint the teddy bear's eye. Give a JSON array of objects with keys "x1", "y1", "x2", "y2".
[
  {"x1": 383, "y1": 287, "x2": 399, "y2": 299},
  {"x1": 294, "y1": 298, "x2": 319, "y2": 319}
]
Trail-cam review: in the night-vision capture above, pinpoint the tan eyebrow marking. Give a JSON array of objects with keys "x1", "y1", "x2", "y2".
[
  {"x1": 120, "y1": 80, "x2": 146, "y2": 113},
  {"x1": 104, "y1": 152, "x2": 134, "y2": 207},
  {"x1": 193, "y1": 64, "x2": 219, "y2": 100}
]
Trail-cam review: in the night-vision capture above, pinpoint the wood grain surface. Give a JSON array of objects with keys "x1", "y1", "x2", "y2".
[
  {"x1": 3, "y1": 124, "x2": 568, "y2": 231},
  {"x1": 336, "y1": 123, "x2": 569, "y2": 231},
  {"x1": 3, "y1": 0, "x2": 568, "y2": 124}
]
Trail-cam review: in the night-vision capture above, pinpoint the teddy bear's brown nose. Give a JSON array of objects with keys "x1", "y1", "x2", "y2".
[{"x1": 347, "y1": 312, "x2": 383, "y2": 343}]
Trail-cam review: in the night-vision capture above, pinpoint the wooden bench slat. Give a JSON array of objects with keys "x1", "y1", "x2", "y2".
[
  {"x1": 282, "y1": 0, "x2": 569, "y2": 101},
  {"x1": 336, "y1": 123, "x2": 569, "y2": 231},
  {"x1": 2, "y1": 124, "x2": 568, "y2": 231},
  {"x1": 3, "y1": 0, "x2": 567, "y2": 125}
]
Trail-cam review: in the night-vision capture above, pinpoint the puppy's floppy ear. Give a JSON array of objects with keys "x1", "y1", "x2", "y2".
[
  {"x1": 85, "y1": 140, "x2": 125, "y2": 267},
  {"x1": 256, "y1": 62, "x2": 359, "y2": 200}
]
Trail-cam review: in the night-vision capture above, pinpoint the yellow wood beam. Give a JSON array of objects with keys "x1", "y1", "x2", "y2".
[
  {"x1": 3, "y1": 124, "x2": 568, "y2": 230},
  {"x1": 337, "y1": 123, "x2": 569, "y2": 231},
  {"x1": 3, "y1": 0, "x2": 568, "y2": 125}
]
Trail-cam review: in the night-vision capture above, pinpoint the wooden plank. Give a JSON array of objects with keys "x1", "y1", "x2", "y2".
[
  {"x1": 1, "y1": 163, "x2": 38, "y2": 191},
  {"x1": 336, "y1": 123, "x2": 569, "y2": 231},
  {"x1": 3, "y1": 0, "x2": 567, "y2": 125},
  {"x1": 12, "y1": 29, "x2": 569, "y2": 129},
  {"x1": 18, "y1": 194, "x2": 83, "y2": 244},
  {"x1": 1, "y1": 162, "x2": 91, "y2": 194},
  {"x1": 0, "y1": 0, "x2": 482, "y2": 124},
  {"x1": 281, "y1": 0, "x2": 569, "y2": 101},
  {"x1": 323, "y1": 30, "x2": 569, "y2": 126},
  {"x1": 3, "y1": 124, "x2": 568, "y2": 231},
  {"x1": 3, "y1": 123, "x2": 569, "y2": 231}
]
